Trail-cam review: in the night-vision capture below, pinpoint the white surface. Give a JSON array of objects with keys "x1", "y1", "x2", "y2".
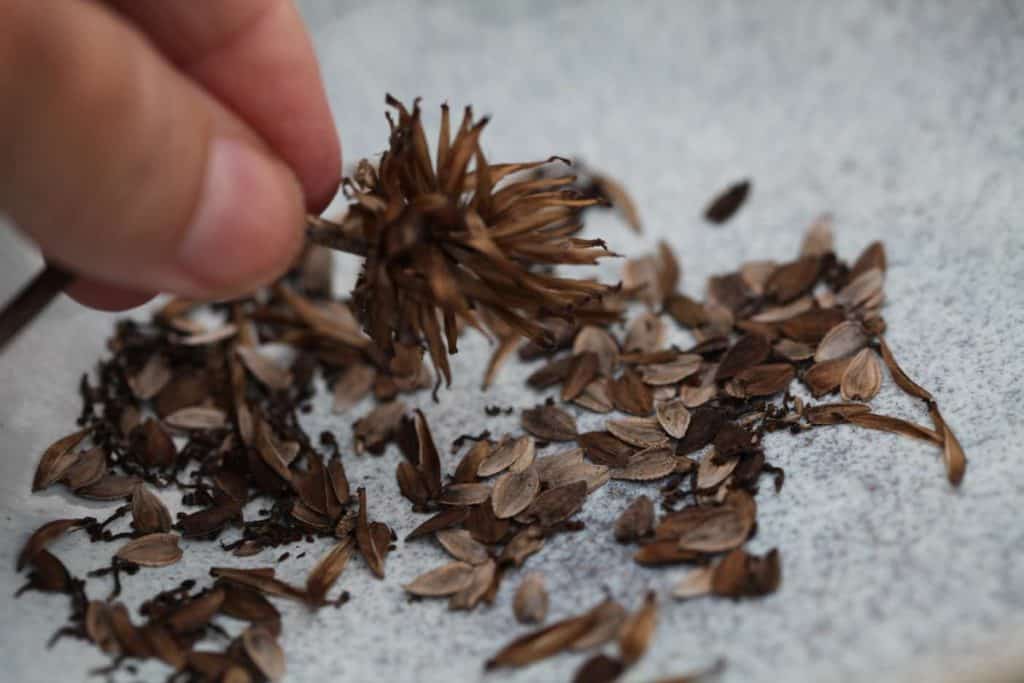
[{"x1": 1, "y1": 1, "x2": 1023, "y2": 681}]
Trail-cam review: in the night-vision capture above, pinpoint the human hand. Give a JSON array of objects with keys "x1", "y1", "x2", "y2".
[{"x1": 0, "y1": 0, "x2": 341, "y2": 310}]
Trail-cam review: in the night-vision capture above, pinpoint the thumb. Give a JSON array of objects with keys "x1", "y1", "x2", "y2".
[{"x1": 0, "y1": 1, "x2": 306, "y2": 301}]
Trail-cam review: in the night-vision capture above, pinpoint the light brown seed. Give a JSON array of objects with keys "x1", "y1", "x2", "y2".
[
  {"x1": 609, "y1": 368, "x2": 653, "y2": 415},
  {"x1": 164, "y1": 406, "x2": 227, "y2": 431},
  {"x1": 130, "y1": 484, "x2": 172, "y2": 534},
  {"x1": 127, "y1": 355, "x2": 172, "y2": 400},
  {"x1": 436, "y1": 528, "x2": 490, "y2": 565},
  {"x1": 33, "y1": 427, "x2": 91, "y2": 491},
  {"x1": 478, "y1": 436, "x2": 534, "y2": 477},
  {"x1": 439, "y1": 483, "x2": 492, "y2": 506},
  {"x1": 614, "y1": 495, "x2": 655, "y2": 543},
  {"x1": 850, "y1": 241, "x2": 887, "y2": 279},
  {"x1": 840, "y1": 348, "x2": 882, "y2": 401},
  {"x1": 740, "y1": 259, "x2": 778, "y2": 295},
  {"x1": 60, "y1": 446, "x2": 107, "y2": 490},
  {"x1": 306, "y1": 538, "x2": 354, "y2": 604},
  {"x1": 624, "y1": 312, "x2": 665, "y2": 353},
  {"x1": 622, "y1": 255, "x2": 663, "y2": 307},
  {"x1": 803, "y1": 357, "x2": 853, "y2": 397},
  {"x1": 573, "y1": 378, "x2": 614, "y2": 413},
  {"x1": 569, "y1": 599, "x2": 628, "y2": 651},
  {"x1": 235, "y1": 346, "x2": 292, "y2": 391},
  {"x1": 678, "y1": 384, "x2": 717, "y2": 408},
  {"x1": 513, "y1": 573, "x2": 549, "y2": 624},
  {"x1": 619, "y1": 591, "x2": 658, "y2": 665},
  {"x1": 673, "y1": 566, "x2": 716, "y2": 601},
  {"x1": 403, "y1": 561, "x2": 476, "y2": 597},
  {"x1": 815, "y1": 321, "x2": 870, "y2": 362},
  {"x1": 606, "y1": 417, "x2": 669, "y2": 449},
  {"x1": 656, "y1": 399, "x2": 692, "y2": 439},
  {"x1": 492, "y1": 469, "x2": 541, "y2": 519},
  {"x1": 563, "y1": 352, "x2": 600, "y2": 401},
  {"x1": 573, "y1": 326, "x2": 620, "y2": 376},
  {"x1": 449, "y1": 558, "x2": 497, "y2": 610},
  {"x1": 116, "y1": 533, "x2": 183, "y2": 567},
  {"x1": 773, "y1": 338, "x2": 815, "y2": 361},
  {"x1": 522, "y1": 405, "x2": 578, "y2": 442},
  {"x1": 611, "y1": 447, "x2": 677, "y2": 481},
  {"x1": 242, "y1": 626, "x2": 286, "y2": 682},
  {"x1": 331, "y1": 364, "x2": 376, "y2": 413},
  {"x1": 640, "y1": 356, "x2": 702, "y2": 385},
  {"x1": 732, "y1": 363, "x2": 796, "y2": 397},
  {"x1": 697, "y1": 451, "x2": 738, "y2": 490}
]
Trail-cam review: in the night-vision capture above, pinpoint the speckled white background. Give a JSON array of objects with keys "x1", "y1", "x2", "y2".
[{"x1": 1, "y1": 1, "x2": 1023, "y2": 681}]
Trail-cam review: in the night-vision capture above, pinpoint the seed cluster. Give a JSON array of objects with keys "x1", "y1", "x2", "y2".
[{"x1": 15, "y1": 99, "x2": 965, "y2": 683}]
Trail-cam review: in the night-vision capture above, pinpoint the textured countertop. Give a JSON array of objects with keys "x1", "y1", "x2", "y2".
[{"x1": 1, "y1": 1, "x2": 1022, "y2": 681}]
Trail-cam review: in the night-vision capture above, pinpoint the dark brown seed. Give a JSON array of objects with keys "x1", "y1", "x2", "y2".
[
  {"x1": 522, "y1": 404, "x2": 578, "y2": 442},
  {"x1": 179, "y1": 503, "x2": 240, "y2": 538},
  {"x1": 664, "y1": 293, "x2": 708, "y2": 328},
  {"x1": 711, "y1": 547, "x2": 782, "y2": 598},
  {"x1": 619, "y1": 591, "x2": 658, "y2": 665},
  {"x1": 355, "y1": 487, "x2": 386, "y2": 578},
  {"x1": 492, "y1": 469, "x2": 541, "y2": 519},
  {"x1": 130, "y1": 484, "x2": 172, "y2": 533},
  {"x1": 614, "y1": 495, "x2": 655, "y2": 543},
  {"x1": 573, "y1": 378, "x2": 614, "y2": 413},
  {"x1": 715, "y1": 334, "x2": 771, "y2": 381},
  {"x1": 573, "y1": 654, "x2": 625, "y2": 683},
  {"x1": 242, "y1": 626, "x2": 286, "y2": 682},
  {"x1": 850, "y1": 240, "x2": 887, "y2": 280},
  {"x1": 139, "y1": 418, "x2": 177, "y2": 468},
  {"x1": 765, "y1": 256, "x2": 821, "y2": 303},
  {"x1": 778, "y1": 307, "x2": 847, "y2": 342},
  {"x1": 563, "y1": 352, "x2": 599, "y2": 401},
  {"x1": 76, "y1": 474, "x2": 141, "y2": 501},
  {"x1": 731, "y1": 363, "x2": 796, "y2": 397},
  {"x1": 60, "y1": 446, "x2": 107, "y2": 490},
  {"x1": 32, "y1": 427, "x2": 90, "y2": 491},
  {"x1": 486, "y1": 610, "x2": 599, "y2": 669},
  {"x1": 527, "y1": 355, "x2": 575, "y2": 389},
  {"x1": 413, "y1": 410, "x2": 443, "y2": 499},
  {"x1": 164, "y1": 588, "x2": 225, "y2": 633},
  {"x1": 440, "y1": 483, "x2": 492, "y2": 506},
  {"x1": 611, "y1": 447, "x2": 677, "y2": 481},
  {"x1": 704, "y1": 179, "x2": 750, "y2": 224},
  {"x1": 327, "y1": 458, "x2": 350, "y2": 505},
  {"x1": 609, "y1": 368, "x2": 653, "y2": 416},
  {"x1": 675, "y1": 406, "x2": 725, "y2": 455},
  {"x1": 519, "y1": 480, "x2": 588, "y2": 527},
  {"x1": 17, "y1": 518, "x2": 83, "y2": 571},
  {"x1": 513, "y1": 572, "x2": 549, "y2": 624},
  {"x1": 465, "y1": 502, "x2": 511, "y2": 545},
  {"x1": 803, "y1": 357, "x2": 853, "y2": 397},
  {"x1": 218, "y1": 583, "x2": 281, "y2": 624},
  {"x1": 405, "y1": 508, "x2": 469, "y2": 541},
  {"x1": 115, "y1": 533, "x2": 183, "y2": 567},
  {"x1": 453, "y1": 440, "x2": 490, "y2": 483},
  {"x1": 404, "y1": 561, "x2": 476, "y2": 597},
  {"x1": 879, "y1": 336, "x2": 933, "y2": 401},
  {"x1": 397, "y1": 460, "x2": 430, "y2": 506},
  {"x1": 846, "y1": 412, "x2": 943, "y2": 445},
  {"x1": 633, "y1": 540, "x2": 705, "y2": 566},
  {"x1": 578, "y1": 431, "x2": 637, "y2": 467}
]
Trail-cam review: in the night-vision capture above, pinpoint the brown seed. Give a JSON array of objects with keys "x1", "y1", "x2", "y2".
[
  {"x1": 697, "y1": 450, "x2": 738, "y2": 490},
  {"x1": 85, "y1": 601, "x2": 120, "y2": 654},
  {"x1": 449, "y1": 558, "x2": 497, "y2": 610},
  {"x1": 331, "y1": 363, "x2": 376, "y2": 413},
  {"x1": 624, "y1": 311, "x2": 665, "y2": 353},
  {"x1": 640, "y1": 356, "x2": 702, "y2": 385},
  {"x1": 777, "y1": 307, "x2": 847, "y2": 343},
  {"x1": 850, "y1": 240, "x2": 887, "y2": 279},
  {"x1": 633, "y1": 540, "x2": 705, "y2": 566},
  {"x1": 513, "y1": 572, "x2": 549, "y2": 624},
  {"x1": 592, "y1": 172, "x2": 642, "y2": 233},
  {"x1": 664, "y1": 293, "x2": 708, "y2": 328},
  {"x1": 773, "y1": 338, "x2": 815, "y2": 361},
  {"x1": 656, "y1": 399, "x2": 692, "y2": 439},
  {"x1": 570, "y1": 599, "x2": 628, "y2": 651},
  {"x1": 678, "y1": 384, "x2": 717, "y2": 408},
  {"x1": 500, "y1": 526, "x2": 546, "y2": 567},
  {"x1": 179, "y1": 503, "x2": 240, "y2": 538},
  {"x1": 573, "y1": 326, "x2": 620, "y2": 376},
  {"x1": 929, "y1": 404, "x2": 967, "y2": 486},
  {"x1": 672, "y1": 493, "x2": 755, "y2": 552},
  {"x1": 305, "y1": 538, "x2": 354, "y2": 604},
  {"x1": 404, "y1": 561, "x2": 476, "y2": 597},
  {"x1": 577, "y1": 431, "x2": 636, "y2": 467},
  {"x1": 673, "y1": 566, "x2": 715, "y2": 600},
  {"x1": 804, "y1": 402, "x2": 871, "y2": 425},
  {"x1": 800, "y1": 214, "x2": 834, "y2": 256},
  {"x1": 235, "y1": 346, "x2": 292, "y2": 391},
  {"x1": 840, "y1": 348, "x2": 882, "y2": 401},
  {"x1": 210, "y1": 567, "x2": 308, "y2": 603},
  {"x1": 164, "y1": 406, "x2": 228, "y2": 431},
  {"x1": 478, "y1": 436, "x2": 534, "y2": 477},
  {"x1": 609, "y1": 368, "x2": 653, "y2": 416},
  {"x1": 573, "y1": 378, "x2": 614, "y2": 413},
  {"x1": 846, "y1": 412, "x2": 943, "y2": 445},
  {"x1": 355, "y1": 487, "x2": 386, "y2": 578},
  {"x1": 522, "y1": 404, "x2": 578, "y2": 442},
  {"x1": 527, "y1": 355, "x2": 575, "y2": 389},
  {"x1": 76, "y1": 474, "x2": 141, "y2": 501},
  {"x1": 611, "y1": 447, "x2": 677, "y2": 481},
  {"x1": 60, "y1": 446, "x2": 107, "y2": 490},
  {"x1": 878, "y1": 336, "x2": 933, "y2": 401},
  {"x1": 16, "y1": 518, "x2": 83, "y2": 571},
  {"x1": 519, "y1": 480, "x2": 588, "y2": 527},
  {"x1": 614, "y1": 495, "x2": 655, "y2": 543},
  {"x1": 127, "y1": 354, "x2": 172, "y2": 400},
  {"x1": 573, "y1": 654, "x2": 625, "y2": 683},
  {"x1": 732, "y1": 363, "x2": 796, "y2": 397},
  {"x1": 453, "y1": 440, "x2": 491, "y2": 483},
  {"x1": 486, "y1": 609, "x2": 599, "y2": 669},
  {"x1": 492, "y1": 468, "x2": 541, "y2": 519},
  {"x1": 405, "y1": 508, "x2": 469, "y2": 541},
  {"x1": 619, "y1": 591, "x2": 658, "y2": 665},
  {"x1": 130, "y1": 484, "x2": 172, "y2": 533},
  {"x1": 436, "y1": 528, "x2": 490, "y2": 565},
  {"x1": 704, "y1": 179, "x2": 750, "y2": 224},
  {"x1": 622, "y1": 255, "x2": 663, "y2": 307},
  {"x1": 675, "y1": 406, "x2": 726, "y2": 455},
  {"x1": 803, "y1": 357, "x2": 853, "y2": 397},
  {"x1": 716, "y1": 334, "x2": 771, "y2": 381},
  {"x1": 606, "y1": 417, "x2": 669, "y2": 449},
  {"x1": 164, "y1": 588, "x2": 225, "y2": 634},
  {"x1": 563, "y1": 352, "x2": 600, "y2": 401},
  {"x1": 413, "y1": 410, "x2": 443, "y2": 499},
  {"x1": 439, "y1": 483, "x2": 492, "y2": 506},
  {"x1": 33, "y1": 427, "x2": 90, "y2": 491},
  {"x1": 711, "y1": 547, "x2": 782, "y2": 598},
  {"x1": 836, "y1": 268, "x2": 884, "y2": 310},
  {"x1": 815, "y1": 321, "x2": 869, "y2": 362},
  {"x1": 242, "y1": 626, "x2": 285, "y2": 682},
  {"x1": 396, "y1": 460, "x2": 429, "y2": 506},
  {"x1": 765, "y1": 256, "x2": 821, "y2": 303},
  {"x1": 179, "y1": 324, "x2": 238, "y2": 346},
  {"x1": 139, "y1": 418, "x2": 177, "y2": 468},
  {"x1": 115, "y1": 533, "x2": 183, "y2": 567},
  {"x1": 353, "y1": 401, "x2": 407, "y2": 454},
  {"x1": 482, "y1": 336, "x2": 519, "y2": 390},
  {"x1": 327, "y1": 458, "x2": 350, "y2": 506}
]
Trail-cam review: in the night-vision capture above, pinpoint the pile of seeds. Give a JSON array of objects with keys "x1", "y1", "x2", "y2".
[{"x1": 14, "y1": 100, "x2": 966, "y2": 683}]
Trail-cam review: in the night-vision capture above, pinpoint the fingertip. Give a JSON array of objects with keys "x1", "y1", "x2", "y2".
[{"x1": 65, "y1": 278, "x2": 155, "y2": 311}]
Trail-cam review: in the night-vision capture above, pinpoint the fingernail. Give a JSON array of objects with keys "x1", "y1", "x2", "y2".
[{"x1": 177, "y1": 137, "x2": 304, "y2": 297}]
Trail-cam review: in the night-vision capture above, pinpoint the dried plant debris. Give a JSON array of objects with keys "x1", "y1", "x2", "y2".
[
  {"x1": 704, "y1": 179, "x2": 751, "y2": 224},
  {"x1": 15, "y1": 106, "x2": 966, "y2": 682}
]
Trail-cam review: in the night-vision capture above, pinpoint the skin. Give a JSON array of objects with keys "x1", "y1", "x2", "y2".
[{"x1": 0, "y1": 0, "x2": 341, "y2": 310}]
